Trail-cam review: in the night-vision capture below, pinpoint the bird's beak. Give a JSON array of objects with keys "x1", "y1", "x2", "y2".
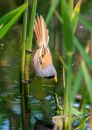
[{"x1": 54, "y1": 76, "x2": 57, "y2": 82}]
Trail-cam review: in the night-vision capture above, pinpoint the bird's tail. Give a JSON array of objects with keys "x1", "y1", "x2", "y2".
[{"x1": 34, "y1": 15, "x2": 49, "y2": 48}]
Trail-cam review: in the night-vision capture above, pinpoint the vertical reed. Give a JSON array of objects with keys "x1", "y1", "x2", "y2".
[
  {"x1": 20, "y1": 0, "x2": 37, "y2": 129},
  {"x1": 20, "y1": 0, "x2": 28, "y2": 129}
]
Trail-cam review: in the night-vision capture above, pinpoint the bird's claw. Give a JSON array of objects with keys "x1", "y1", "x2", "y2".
[
  {"x1": 26, "y1": 50, "x2": 35, "y2": 54},
  {"x1": 21, "y1": 79, "x2": 32, "y2": 84}
]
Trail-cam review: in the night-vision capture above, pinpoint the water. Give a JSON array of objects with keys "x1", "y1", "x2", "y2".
[
  {"x1": 0, "y1": 26, "x2": 60, "y2": 129},
  {"x1": 0, "y1": 27, "x2": 22, "y2": 129}
]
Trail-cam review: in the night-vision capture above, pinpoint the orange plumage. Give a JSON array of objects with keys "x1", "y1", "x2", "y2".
[{"x1": 33, "y1": 15, "x2": 57, "y2": 81}]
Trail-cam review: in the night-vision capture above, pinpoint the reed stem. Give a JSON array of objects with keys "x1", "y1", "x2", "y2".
[
  {"x1": 21, "y1": 0, "x2": 28, "y2": 80},
  {"x1": 20, "y1": 0, "x2": 28, "y2": 130},
  {"x1": 63, "y1": 55, "x2": 73, "y2": 130},
  {"x1": 27, "y1": 0, "x2": 37, "y2": 64},
  {"x1": 20, "y1": 0, "x2": 37, "y2": 129},
  {"x1": 67, "y1": 55, "x2": 72, "y2": 130}
]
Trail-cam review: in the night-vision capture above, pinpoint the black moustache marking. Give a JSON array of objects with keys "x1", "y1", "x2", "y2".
[{"x1": 44, "y1": 75, "x2": 55, "y2": 79}]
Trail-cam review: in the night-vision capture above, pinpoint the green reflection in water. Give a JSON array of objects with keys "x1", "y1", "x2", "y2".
[{"x1": 0, "y1": 26, "x2": 62, "y2": 130}]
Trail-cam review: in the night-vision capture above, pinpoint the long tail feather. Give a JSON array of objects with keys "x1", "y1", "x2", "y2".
[{"x1": 34, "y1": 15, "x2": 49, "y2": 48}]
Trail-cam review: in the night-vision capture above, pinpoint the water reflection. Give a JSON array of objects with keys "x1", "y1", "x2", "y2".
[
  {"x1": 0, "y1": 29, "x2": 91, "y2": 130},
  {"x1": 0, "y1": 27, "x2": 21, "y2": 130},
  {"x1": 0, "y1": 26, "x2": 59, "y2": 130}
]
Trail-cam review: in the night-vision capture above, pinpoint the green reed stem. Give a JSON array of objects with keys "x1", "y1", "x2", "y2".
[
  {"x1": 20, "y1": 1, "x2": 37, "y2": 129},
  {"x1": 21, "y1": 0, "x2": 28, "y2": 80},
  {"x1": 67, "y1": 55, "x2": 72, "y2": 130},
  {"x1": 61, "y1": 0, "x2": 73, "y2": 129},
  {"x1": 64, "y1": 55, "x2": 73, "y2": 130},
  {"x1": 20, "y1": 0, "x2": 28, "y2": 130},
  {"x1": 63, "y1": 63, "x2": 68, "y2": 130},
  {"x1": 46, "y1": 0, "x2": 60, "y2": 24},
  {"x1": 27, "y1": 0, "x2": 37, "y2": 64}
]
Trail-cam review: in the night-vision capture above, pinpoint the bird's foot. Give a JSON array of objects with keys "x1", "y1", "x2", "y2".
[
  {"x1": 21, "y1": 79, "x2": 32, "y2": 84},
  {"x1": 26, "y1": 50, "x2": 35, "y2": 54}
]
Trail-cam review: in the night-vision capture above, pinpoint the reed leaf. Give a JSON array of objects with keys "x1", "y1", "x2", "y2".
[
  {"x1": 74, "y1": 37, "x2": 92, "y2": 69},
  {"x1": 81, "y1": 61, "x2": 92, "y2": 104},
  {"x1": 0, "y1": 4, "x2": 27, "y2": 39},
  {"x1": 46, "y1": 0, "x2": 60, "y2": 24},
  {"x1": 0, "y1": 4, "x2": 27, "y2": 26},
  {"x1": 55, "y1": 11, "x2": 63, "y2": 24},
  {"x1": 71, "y1": 0, "x2": 81, "y2": 33},
  {"x1": 79, "y1": 15, "x2": 92, "y2": 32},
  {"x1": 61, "y1": 0, "x2": 73, "y2": 54},
  {"x1": 68, "y1": 0, "x2": 73, "y2": 16},
  {"x1": 70, "y1": 67, "x2": 83, "y2": 103}
]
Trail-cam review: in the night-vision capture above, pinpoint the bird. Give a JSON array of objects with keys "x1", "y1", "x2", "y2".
[{"x1": 33, "y1": 15, "x2": 57, "y2": 82}]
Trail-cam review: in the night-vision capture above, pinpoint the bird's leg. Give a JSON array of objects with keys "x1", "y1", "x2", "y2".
[
  {"x1": 21, "y1": 73, "x2": 36, "y2": 84},
  {"x1": 25, "y1": 50, "x2": 35, "y2": 54},
  {"x1": 21, "y1": 79, "x2": 32, "y2": 84}
]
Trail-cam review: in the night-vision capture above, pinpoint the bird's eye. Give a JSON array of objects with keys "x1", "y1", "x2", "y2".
[{"x1": 42, "y1": 54, "x2": 44, "y2": 57}]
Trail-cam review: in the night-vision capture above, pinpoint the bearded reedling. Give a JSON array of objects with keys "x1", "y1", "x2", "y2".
[{"x1": 33, "y1": 15, "x2": 57, "y2": 81}]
